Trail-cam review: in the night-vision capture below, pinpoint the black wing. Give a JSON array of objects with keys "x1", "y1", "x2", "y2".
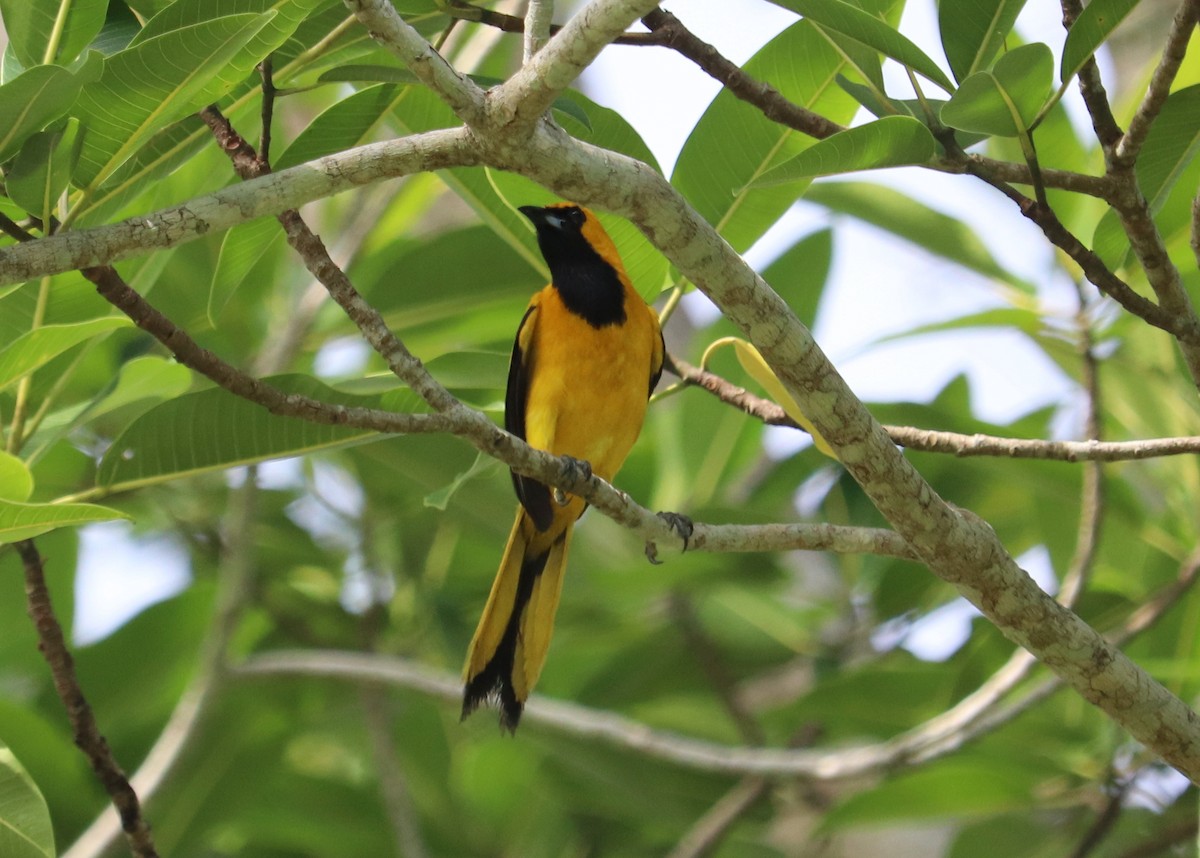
[{"x1": 506, "y1": 302, "x2": 554, "y2": 531}]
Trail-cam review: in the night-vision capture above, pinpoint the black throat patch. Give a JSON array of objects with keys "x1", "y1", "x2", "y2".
[{"x1": 551, "y1": 256, "x2": 627, "y2": 328}]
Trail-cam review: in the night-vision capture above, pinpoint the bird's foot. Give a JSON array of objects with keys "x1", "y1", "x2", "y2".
[
  {"x1": 645, "y1": 511, "x2": 694, "y2": 565},
  {"x1": 553, "y1": 455, "x2": 592, "y2": 506}
]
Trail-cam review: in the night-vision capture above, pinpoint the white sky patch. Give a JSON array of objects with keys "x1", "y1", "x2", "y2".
[{"x1": 74, "y1": 523, "x2": 192, "y2": 645}]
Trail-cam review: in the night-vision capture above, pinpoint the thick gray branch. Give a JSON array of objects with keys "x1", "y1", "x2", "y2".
[{"x1": 0, "y1": 128, "x2": 478, "y2": 287}]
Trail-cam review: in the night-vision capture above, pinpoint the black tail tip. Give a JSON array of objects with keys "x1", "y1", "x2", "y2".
[{"x1": 462, "y1": 681, "x2": 524, "y2": 734}]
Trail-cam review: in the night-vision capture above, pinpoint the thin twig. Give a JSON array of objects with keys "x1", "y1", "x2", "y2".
[
  {"x1": 444, "y1": 0, "x2": 660, "y2": 45},
  {"x1": 1059, "y1": 0, "x2": 1123, "y2": 152},
  {"x1": 258, "y1": 56, "x2": 275, "y2": 168},
  {"x1": 641, "y1": 7, "x2": 844, "y2": 140},
  {"x1": 85, "y1": 264, "x2": 454, "y2": 436},
  {"x1": 641, "y1": 7, "x2": 1111, "y2": 198},
  {"x1": 951, "y1": 160, "x2": 1200, "y2": 343},
  {"x1": 668, "y1": 356, "x2": 1200, "y2": 463},
  {"x1": 15, "y1": 540, "x2": 159, "y2": 858}
]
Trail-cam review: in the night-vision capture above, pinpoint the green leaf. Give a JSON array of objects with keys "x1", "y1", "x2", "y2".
[
  {"x1": 88, "y1": 355, "x2": 193, "y2": 420},
  {"x1": 71, "y1": 13, "x2": 274, "y2": 190},
  {"x1": 131, "y1": 0, "x2": 330, "y2": 98},
  {"x1": 0, "y1": 318, "x2": 131, "y2": 392},
  {"x1": 423, "y1": 450, "x2": 502, "y2": 510},
  {"x1": 941, "y1": 43, "x2": 1054, "y2": 137},
  {"x1": 753, "y1": 116, "x2": 936, "y2": 184},
  {"x1": 6, "y1": 117, "x2": 84, "y2": 221},
  {"x1": 274, "y1": 83, "x2": 407, "y2": 170},
  {"x1": 783, "y1": 0, "x2": 954, "y2": 92},
  {"x1": 0, "y1": 0, "x2": 108, "y2": 67},
  {"x1": 835, "y1": 75, "x2": 991, "y2": 148},
  {"x1": 0, "y1": 743, "x2": 54, "y2": 858},
  {"x1": 97, "y1": 375, "x2": 425, "y2": 491},
  {"x1": 803, "y1": 181, "x2": 1033, "y2": 289},
  {"x1": 938, "y1": 0, "x2": 1028, "y2": 83},
  {"x1": 0, "y1": 64, "x2": 83, "y2": 163},
  {"x1": 0, "y1": 498, "x2": 129, "y2": 543},
  {"x1": 1061, "y1": 0, "x2": 1140, "y2": 84},
  {"x1": 0, "y1": 453, "x2": 34, "y2": 502},
  {"x1": 671, "y1": 20, "x2": 863, "y2": 253},
  {"x1": 210, "y1": 217, "x2": 285, "y2": 322}
]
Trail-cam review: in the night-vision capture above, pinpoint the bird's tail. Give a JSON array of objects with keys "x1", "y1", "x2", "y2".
[{"x1": 462, "y1": 509, "x2": 572, "y2": 731}]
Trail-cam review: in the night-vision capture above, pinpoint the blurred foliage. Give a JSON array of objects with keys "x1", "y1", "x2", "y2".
[{"x1": 0, "y1": 0, "x2": 1198, "y2": 856}]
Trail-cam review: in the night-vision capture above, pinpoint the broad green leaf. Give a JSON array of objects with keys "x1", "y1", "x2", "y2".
[
  {"x1": 6, "y1": 117, "x2": 84, "y2": 221},
  {"x1": 210, "y1": 217, "x2": 285, "y2": 322},
  {"x1": 275, "y1": 83, "x2": 408, "y2": 170},
  {"x1": 1092, "y1": 84, "x2": 1200, "y2": 268},
  {"x1": 0, "y1": 64, "x2": 82, "y2": 163},
  {"x1": 0, "y1": 318, "x2": 130, "y2": 392},
  {"x1": 71, "y1": 13, "x2": 274, "y2": 190},
  {"x1": 424, "y1": 450, "x2": 502, "y2": 510},
  {"x1": 0, "y1": 498, "x2": 129, "y2": 543},
  {"x1": 72, "y1": 114, "x2": 210, "y2": 227},
  {"x1": 754, "y1": 116, "x2": 936, "y2": 184},
  {"x1": 1061, "y1": 0, "x2": 1140, "y2": 84},
  {"x1": 131, "y1": 0, "x2": 330, "y2": 100},
  {"x1": 87, "y1": 355, "x2": 193, "y2": 420},
  {"x1": 671, "y1": 20, "x2": 863, "y2": 253},
  {"x1": 784, "y1": 0, "x2": 954, "y2": 92},
  {"x1": 939, "y1": 0, "x2": 1028, "y2": 83},
  {"x1": 0, "y1": 743, "x2": 54, "y2": 858},
  {"x1": 97, "y1": 375, "x2": 425, "y2": 491},
  {"x1": 0, "y1": 0, "x2": 108, "y2": 67},
  {"x1": 941, "y1": 43, "x2": 1053, "y2": 137},
  {"x1": 0, "y1": 453, "x2": 34, "y2": 502},
  {"x1": 803, "y1": 181, "x2": 1033, "y2": 289}
]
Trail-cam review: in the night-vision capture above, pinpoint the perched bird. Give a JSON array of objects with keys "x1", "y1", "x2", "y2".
[{"x1": 462, "y1": 203, "x2": 664, "y2": 731}]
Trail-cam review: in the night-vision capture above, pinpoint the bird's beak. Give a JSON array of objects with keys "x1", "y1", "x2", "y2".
[{"x1": 519, "y1": 205, "x2": 566, "y2": 232}]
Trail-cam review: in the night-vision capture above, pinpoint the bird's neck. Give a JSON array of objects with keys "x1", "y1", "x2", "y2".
[{"x1": 551, "y1": 260, "x2": 628, "y2": 328}]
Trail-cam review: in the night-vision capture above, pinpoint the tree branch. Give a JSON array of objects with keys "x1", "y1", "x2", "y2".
[
  {"x1": 1059, "y1": 0, "x2": 1123, "y2": 152},
  {"x1": 669, "y1": 355, "x2": 1200, "y2": 463},
  {"x1": 490, "y1": 0, "x2": 661, "y2": 127},
  {"x1": 479, "y1": 116, "x2": 1200, "y2": 779},
  {"x1": 15, "y1": 540, "x2": 159, "y2": 858},
  {"x1": 443, "y1": 0, "x2": 661, "y2": 45},
  {"x1": 342, "y1": 0, "x2": 487, "y2": 125},
  {"x1": 0, "y1": 128, "x2": 480, "y2": 286},
  {"x1": 235, "y1": 545, "x2": 1198, "y2": 780},
  {"x1": 641, "y1": 7, "x2": 845, "y2": 141},
  {"x1": 642, "y1": 7, "x2": 1111, "y2": 198}
]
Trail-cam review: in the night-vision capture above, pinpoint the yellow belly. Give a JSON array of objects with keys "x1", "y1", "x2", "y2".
[{"x1": 523, "y1": 288, "x2": 656, "y2": 483}]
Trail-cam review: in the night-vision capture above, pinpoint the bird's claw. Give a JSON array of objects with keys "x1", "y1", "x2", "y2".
[
  {"x1": 553, "y1": 456, "x2": 592, "y2": 506},
  {"x1": 645, "y1": 511, "x2": 694, "y2": 565}
]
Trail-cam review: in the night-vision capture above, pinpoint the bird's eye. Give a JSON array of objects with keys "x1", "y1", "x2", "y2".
[{"x1": 567, "y1": 207, "x2": 586, "y2": 226}]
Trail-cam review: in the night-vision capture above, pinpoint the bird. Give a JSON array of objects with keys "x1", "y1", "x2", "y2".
[{"x1": 461, "y1": 203, "x2": 664, "y2": 732}]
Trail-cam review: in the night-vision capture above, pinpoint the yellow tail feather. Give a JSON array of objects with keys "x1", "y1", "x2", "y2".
[{"x1": 462, "y1": 509, "x2": 573, "y2": 731}]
